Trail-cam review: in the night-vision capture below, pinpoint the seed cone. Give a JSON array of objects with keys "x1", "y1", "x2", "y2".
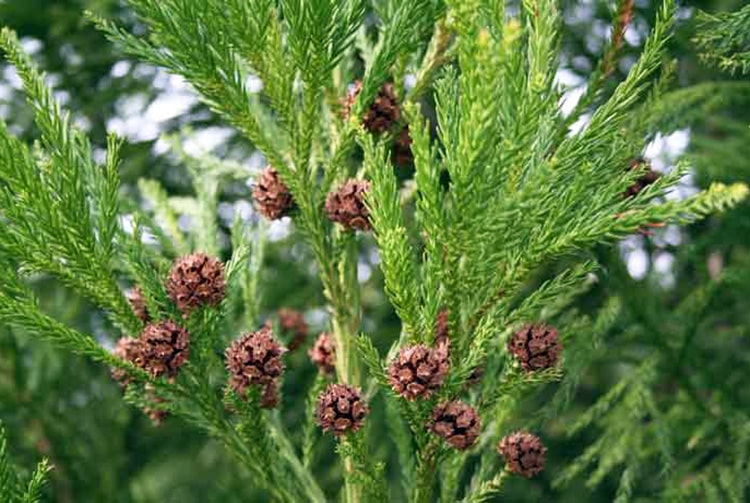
[
  {"x1": 498, "y1": 431, "x2": 547, "y2": 477},
  {"x1": 316, "y1": 383, "x2": 368, "y2": 436},
  {"x1": 167, "y1": 253, "x2": 226, "y2": 314},
  {"x1": 278, "y1": 308, "x2": 309, "y2": 351},
  {"x1": 392, "y1": 126, "x2": 414, "y2": 168},
  {"x1": 507, "y1": 323, "x2": 561, "y2": 372},
  {"x1": 325, "y1": 179, "x2": 372, "y2": 231},
  {"x1": 225, "y1": 325, "x2": 285, "y2": 396},
  {"x1": 343, "y1": 81, "x2": 401, "y2": 134},
  {"x1": 429, "y1": 401, "x2": 481, "y2": 450},
  {"x1": 111, "y1": 336, "x2": 143, "y2": 386},
  {"x1": 624, "y1": 157, "x2": 660, "y2": 198},
  {"x1": 135, "y1": 321, "x2": 190, "y2": 378},
  {"x1": 252, "y1": 166, "x2": 295, "y2": 220},
  {"x1": 388, "y1": 343, "x2": 449, "y2": 401},
  {"x1": 309, "y1": 332, "x2": 336, "y2": 375},
  {"x1": 127, "y1": 287, "x2": 150, "y2": 323},
  {"x1": 434, "y1": 308, "x2": 450, "y2": 346}
]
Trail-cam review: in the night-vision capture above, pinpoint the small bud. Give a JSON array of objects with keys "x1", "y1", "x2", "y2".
[
  {"x1": 127, "y1": 287, "x2": 151, "y2": 323},
  {"x1": 111, "y1": 336, "x2": 143, "y2": 386},
  {"x1": 278, "y1": 308, "x2": 309, "y2": 351},
  {"x1": 309, "y1": 332, "x2": 336, "y2": 375}
]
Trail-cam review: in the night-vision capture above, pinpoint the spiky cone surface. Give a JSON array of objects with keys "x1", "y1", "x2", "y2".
[
  {"x1": 498, "y1": 432, "x2": 547, "y2": 478},
  {"x1": 388, "y1": 343, "x2": 449, "y2": 401},
  {"x1": 325, "y1": 179, "x2": 372, "y2": 231},
  {"x1": 316, "y1": 383, "x2": 368, "y2": 436},
  {"x1": 624, "y1": 157, "x2": 660, "y2": 198},
  {"x1": 392, "y1": 126, "x2": 413, "y2": 168},
  {"x1": 135, "y1": 321, "x2": 190, "y2": 378},
  {"x1": 278, "y1": 308, "x2": 309, "y2": 351},
  {"x1": 111, "y1": 336, "x2": 143, "y2": 387},
  {"x1": 309, "y1": 332, "x2": 336, "y2": 375},
  {"x1": 434, "y1": 308, "x2": 450, "y2": 346},
  {"x1": 343, "y1": 81, "x2": 401, "y2": 134},
  {"x1": 226, "y1": 326, "x2": 286, "y2": 396},
  {"x1": 127, "y1": 287, "x2": 150, "y2": 323},
  {"x1": 507, "y1": 323, "x2": 561, "y2": 372},
  {"x1": 166, "y1": 253, "x2": 226, "y2": 314},
  {"x1": 430, "y1": 401, "x2": 481, "y2": 450},
  {"x1": 252, "y1": 166, "x2": 295, "y2": 220}
]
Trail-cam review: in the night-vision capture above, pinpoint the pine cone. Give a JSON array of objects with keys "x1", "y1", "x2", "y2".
[
  {"x1": 278, "y1": 308, "x2": 309, "y2": 351},
  {"x1": 111, "y1": 336, "x2": 143, "y2": 386},
  {"x1": 343, "y1": 81, "x2": 401, "y2": 134},
  {"x1": 225, "y1": 325, "x2": 286, "y2": 396},
  {"x1": 388, "y1": 343, "x2": 449, "y2": 401},
  {"x1": 430, "y1": 401, "x2": 481, "y2": 450},
  {"x1": 392, "y1": 126, "x2": 414, "y2": 168},
  {"x1": 309, "y1": 332, "x2": 336, "y2": 375},
  {"x1": 498, "y1": 431, "x2": 546, "y2": 477},
  {"x1": 624, "y1": 157, "x2": 660, "y2": 198},
  {"x1": 252, "y1": 166, "x2": 295, "y2": 220},
  {"x1": 166, "y1": 253, "x2": 226, "y2": 314},
  {"x1": 434, "y1": 308, "x2": 450, "y2": 346},
  {"x1": 135, "y1": 321, "x2": 190, "y2": 378},
  {"x1": 325, "y1": 179, "x2": 371, "y2": 231},
  {"x1": 316, "y1": 383, "x2": 368, "y2": 436},
  {"x1": 507, "y1": 324, "x2": 561, "y2": 372},
  {"x1": 127, "y1": 287, "x2": 150, "y2": 323}
]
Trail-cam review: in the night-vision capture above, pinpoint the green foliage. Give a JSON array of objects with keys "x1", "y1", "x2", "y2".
[
  {"x1": 1, "y1": 0, "x2": 750, "y2": 501},
  {"x1": 0, "y1": 422, "x2": 50, "y2": 503}
]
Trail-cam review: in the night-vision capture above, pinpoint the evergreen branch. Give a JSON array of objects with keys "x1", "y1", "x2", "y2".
[
  {"x1": 362, "y1": 137, "x2": 421, "y2": 338},
  {"x1": 20, "y1": 459, "x2": 51, "y2": 503}
]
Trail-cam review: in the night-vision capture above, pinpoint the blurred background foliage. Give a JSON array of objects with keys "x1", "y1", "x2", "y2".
[{"x1": 1, "y1": 0, "x2": 749, "y2": 501}]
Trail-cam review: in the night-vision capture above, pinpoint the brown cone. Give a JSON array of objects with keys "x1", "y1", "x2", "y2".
[
  {"x1": 388, "y1": 343, "x2": 449, "y2": 401},
  {"x1": 309, "y1": 332, "x2": 336, "y2": 375},
  {"x1": 507, "y1": 324, "x2": 561, "y2": 372},
  {"x1": 430, "y1": 401, "x2": 481, "y2": 450},
  {"x1": 325, "y1": 179, "x2": 371, "y2": 231},
  {"x1": 135, "y1": 321, "x2": 190, "y2": 378},
  {"x1": 111, "y1": 337, "x2": 143, "y2": 386},
  {"x1": 392, "y1": 126, "x2": 414, "y2": 168},
  {"x1": 343, "y1": 81, "x2": 401, "y2": 134},
  {"x1": 624, "y1": 157, "x2": 660, "y2": 198},
  {"x1": 316, "y1": 383, "x2": 368, "y2": 436},
  {"x1": 225, "y1": 325, "x2": 285, "y2": 397},
  {"x1": 127, "y1": 287, "x2": 150, "y2": 323},
  {"x1": 166, "y1": 253, "x2": 226, "y2": 314},
  {"x1": 278, "y1": 308, "x2": 309, "y2": 351},
  {"x1": 252, "y1": 166, "x2": 295, "y2": 220},
  {"x1": 498, "y1": 431, "x2": 546, "y2": 477},
  {"x1": 434, "y1": 308, "x2": 450, "y2": 346}
]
